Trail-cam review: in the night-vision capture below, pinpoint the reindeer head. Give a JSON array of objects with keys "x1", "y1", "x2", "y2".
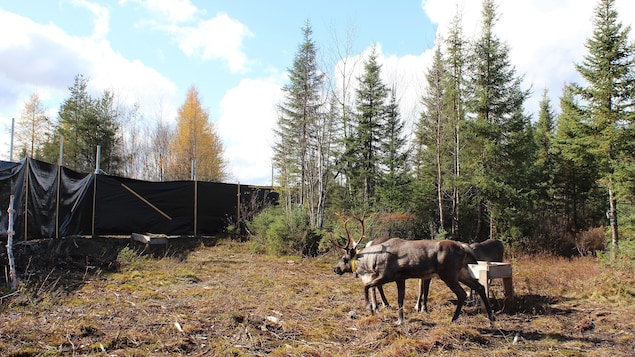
[{"x1": 332, "y1": 213, "x2": 365, "y2": 275}]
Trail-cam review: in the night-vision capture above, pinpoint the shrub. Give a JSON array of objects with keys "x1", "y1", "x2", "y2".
[
  {"x1": 116, "y1": 246, "x2": 138, "y2": 264},
  {"x1": 576, "y1": 227, "x2": 607, "y2": 256},
  {"x1": 246, "y1": 206, "x2": 322, "y2": 257},
  {"x1": 373, "y1": 212, "x2": 418, "y2": 239}
]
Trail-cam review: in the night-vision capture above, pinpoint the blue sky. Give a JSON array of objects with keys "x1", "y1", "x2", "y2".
[{"x1": 1, "y1": 0, "x2": 634, "y2": 185}]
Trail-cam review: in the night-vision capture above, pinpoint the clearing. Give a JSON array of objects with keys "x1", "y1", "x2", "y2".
[{"x1": 1, "y1": 237, "x2": 634, "y2": 356}]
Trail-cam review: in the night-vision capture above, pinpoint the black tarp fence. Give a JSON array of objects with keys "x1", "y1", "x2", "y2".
[{"x1": 0, "y1": 158, "x2": 278, "y2": 240}]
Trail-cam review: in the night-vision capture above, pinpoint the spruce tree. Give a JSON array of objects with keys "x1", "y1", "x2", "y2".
[
  {"x1": 532, "y1": 90, "x2": 557, "y2": 237},
  {"x1": 445, "y1": 13, "x2": 469, "y2": 237},
  {"x1": 349, "y1": 46, "x2": 388, "y2": 208},
  {"x1": 466, "y1": 0, "x2": 531, "y2": 241},
  {"x1": 377, "y1": 86, "x2": 410, "y2": 212},
  {"x1": 273, "y1": 20, "x2": 326, "y2": 225},
  {"x1": 573, "y1": 0, "x2": 635, "y2": 256},
  {"x1": 415, "y1": 45, "x2": 451, "y2": 233},
  {"x1": 553, "y1": 84, "x2": 604, "y2": 240},
  {"x1": 51, "y1": 74, "x2": 122, "y2": 174}
]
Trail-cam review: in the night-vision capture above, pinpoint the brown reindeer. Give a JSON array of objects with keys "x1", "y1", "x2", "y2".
[
  {"x1": 364, "y1": 236, "x2": 433, "y2": 314},
  {"x1": 470, "y1": 238, "x2": 504, "y2": 262},
  {"x1": 379, "y1": 239, "x2": 505, "y2": 313},
  {"x1": 333, "y1": 214, "x2": 494, "y2": 324},
  {"x1": 467, "y1": 238, "x2": 505, "y2": 300},
  {"x1": 333, "y1": 214, "x2": 391, "y2": 310}
]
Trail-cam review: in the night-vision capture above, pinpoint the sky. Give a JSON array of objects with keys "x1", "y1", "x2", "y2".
[{"x1": 1, "y1": 0, "x2": 634, "y2": 186}]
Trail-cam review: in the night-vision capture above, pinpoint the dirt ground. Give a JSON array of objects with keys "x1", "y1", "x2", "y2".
[{"x1": 1, "y1": 237, "x2": 634, "y2": 356}]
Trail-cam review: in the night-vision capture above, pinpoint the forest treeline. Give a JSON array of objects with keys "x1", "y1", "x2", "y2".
[
  {"x1": 11, "y1": 0, "x2": 634, "y2": 257},
  {"x1": 258, "y1": 0, "x2": 635, "y2": 257},
  {"x1": 15, "y1": 78, "x2": 228, "y2": 183}
]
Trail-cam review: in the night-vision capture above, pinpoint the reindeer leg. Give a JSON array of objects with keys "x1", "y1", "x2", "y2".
[
  {"x1": 460, "y1": 275, "x2": 495, "y2": 322},
  {"x1": 377, "y1": 284, "x2": 391, "y2": 309},
  {"x1": 423, "y1": 278, "x2": 431, "y2": 312},
  {"x1": 415, "y1": 279, "x2": 423, "y2": 312},
  {"x1": 370, "y1": 287, "x2": 379, "y2": 312},
  {"x1": 395, "y1": 279, "x2": 406, "y2": 325},
  {"x1": 415, "y1": 278, "x2": 432, "y2": 312},
  {"x1": 443, "y1": 279, "x2": 467, "y2": 322},
  {"x1": 364, "y1": 285, "x2": 376, "y2": 315}
]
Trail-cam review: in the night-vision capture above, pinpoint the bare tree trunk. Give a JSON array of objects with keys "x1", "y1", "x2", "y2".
[
  {"x1": 436, "y1": 109, "x2": 444, "y2": 230},
  {"x1": 608, "y1": 183, "x2": 619, "y2": 259},
  {"x1": 452, "y1": 120, "x2": 460, "y2": 236}
]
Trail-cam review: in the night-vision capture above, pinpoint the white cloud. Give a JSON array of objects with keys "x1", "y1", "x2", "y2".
[
  {"x1": 332, "y1": 44, "x2": 433, "y2": 133},
  {"x1": 72, "y1": 0, "x2": 110, "y2": 40},
  {"x1": 0, "y1": 8, "x2": 177, "y2": 160},
  {"x1": 123, "y1": 0, "x2": 253, "y2": 72},
  {"x1": 217, "y1": 78, "x2": 284, "y2": 185},
  {"x1": 381, "y1": 51, "x2": 434, "y2": 129},
  {"x1": 169, "y1": 13, "x2": 254, "y2": 73},
  {"x1": 121, "y1": 0, "x2": 199, "y2": 23}
]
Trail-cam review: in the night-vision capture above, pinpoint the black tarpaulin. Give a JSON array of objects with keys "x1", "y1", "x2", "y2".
[{"x1": 0, "y1": 158, "x2": 278, "y2": 240}]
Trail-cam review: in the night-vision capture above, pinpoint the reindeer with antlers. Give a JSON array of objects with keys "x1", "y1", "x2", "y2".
[{"x1": 332, "y1": 213, "x2": 494, "y2": 325}]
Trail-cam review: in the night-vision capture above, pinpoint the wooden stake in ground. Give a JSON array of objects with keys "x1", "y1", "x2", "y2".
[{"x1": 6, "y1": 195, "x2": 18, "y2": 290}]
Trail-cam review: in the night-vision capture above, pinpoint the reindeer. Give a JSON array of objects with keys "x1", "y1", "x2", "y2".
[
  {"x1": 467, "y1": 238, "x2": 505, "y2": 300},
  {"x1": 413, "y1": 238, "x2": 505, "y2": 313},
  {"x1": 332, "y1": 214, "x2": 494, "y2": 324},
  {"x1": 470, "y1": 238, "x2": 504, "y2": 262},
  {"x1": 365, "y1": 235, "x2": 432, "y2": 314},
  {"x1": 332, "y1": 214, "x2": 392, "y2": 310},
  {"x1": 400, "y1": 239, "x2": 505, "y2": 313}
]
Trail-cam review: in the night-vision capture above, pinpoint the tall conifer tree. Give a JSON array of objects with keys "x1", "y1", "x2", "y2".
[
  {"x1": 416, "y1": 45, "x2": 451, "y2": 233},
  {"x1": 51, "y1": 74, "x2": 122, "y2": 173},
  {"x1": 445, "y1": 13, "x2": 469, "y2": 237},
  {"x1": 377, "y1": 86, "x2": 410, "y2": 212},
  {"x1": 573, "y1": 0, "x2": 635, "y2": 256},
  {"x1": 16, "y1": 92, "x2": 49, "y2": 159},
  {"x1": 553, "y1": 84, "x2": 603, "y2": 239},
  {"x1": 349, "y1": 46, "x2": 388, "y2": 208},
  {"x1": 467, "y1": 0, "x2": 531, "y2": 241},
  {"x1": 274, "y1": 20, "x2": 326, "y2": 225}
]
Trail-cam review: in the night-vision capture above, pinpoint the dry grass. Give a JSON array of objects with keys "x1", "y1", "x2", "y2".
[{"x1": 1, "y1": 237, "x2": 635, "y2": 356}]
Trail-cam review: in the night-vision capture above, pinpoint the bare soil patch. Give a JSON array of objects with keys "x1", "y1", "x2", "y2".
[{"x1": 1, "y1": 237, "x2": 635, "y2": 356}]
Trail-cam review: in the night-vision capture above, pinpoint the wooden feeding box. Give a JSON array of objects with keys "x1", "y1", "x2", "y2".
[{"x1": 468, "y1": 261, "x2": 513, "y2": 298}]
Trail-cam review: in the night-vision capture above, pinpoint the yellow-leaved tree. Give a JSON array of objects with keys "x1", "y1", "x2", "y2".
[{"x1": 167, "y1": 86, "x2": 228, "y2": 182}]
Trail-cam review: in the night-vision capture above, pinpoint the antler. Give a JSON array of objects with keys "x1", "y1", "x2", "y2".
[
  {"x1": 332, "y1": 212, "x2": 352, "y2": 250},
  {"x1": 351, "y1": 213, "x2": 366, "y2": 248}
]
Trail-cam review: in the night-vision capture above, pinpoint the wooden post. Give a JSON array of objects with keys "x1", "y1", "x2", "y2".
[
  {"x1": 194, "y1": 179, "x2": 198, "y2": 238},
  {"x1": 237, "y1": 182, "x2": 241, "y2": 229},
  {"x1": 91, "y1": 173, "x2": 97, "y2": 238},
  {"x1": 6, "y1": 195, "x2": 18, "y2": 290},
  {"x1": 23, "y1": 159, "x2": 29, "y2": 241}
]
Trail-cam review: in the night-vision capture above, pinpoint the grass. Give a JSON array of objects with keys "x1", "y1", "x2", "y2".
[{"x1": 1, "y1": 237, "x2": 635, "y2": 356}]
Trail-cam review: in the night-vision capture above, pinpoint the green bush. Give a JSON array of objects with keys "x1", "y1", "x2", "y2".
[
  {"x1": 596, "y1": 239, "x2": 635, "y2": 270},
  {"x1": 116, "y1": 246, "x2": 138, "y2": 264},
  {"x1": 247, "y1": 206, "x2": 322, "y2": 257}
]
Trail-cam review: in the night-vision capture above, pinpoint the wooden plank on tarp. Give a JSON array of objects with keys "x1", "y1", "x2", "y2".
[{"x1": 132, "y1": 233, "x2": 167, "y2": 245}]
